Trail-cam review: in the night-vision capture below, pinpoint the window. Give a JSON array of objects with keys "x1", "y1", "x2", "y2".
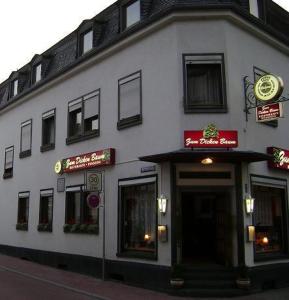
[
  {"x1": 124, "y1": 0, "x2": 141, "y2": 28},
  {"x1": 3, "y1": 146, "x2": 14, "y2": 179},
  {"x1": 118, "y1": 71, "x2": 142, "y2": 129},
  {"x1": 41, "y1": 109, "x2": 55, "y2": 152},
  {"x1": 16, "y1": 192, "x2": 29, "y2": 231},
  {"x1": 67, "y1": 90, "x2": 100, "y2": 144},
  {"x1": 64, "y1": 186, "x2": 99, "y2": 234},
  {"x1": 20, "y1": 119, "x2": 32, "y2": 158},
  {"x1": 81, "y1": 29, "x2": 93, "y2": 55},
  {"x1": 253, "y1": 66, "x2": 278, "y2": 127},
  {"x1": 252, "y1": 182, "x2": 288, "y2": 259},
  {"x1": 183, "y1": 54, "x2": 227, "y2": 112},
  {"x1": 38, "y1": 189, "x2": 53, "y2": 232},
  {"x1": 33, "y1": 63, "x2": 42, "y2": 83},
  {"x1": 11, "y1": 79, "x2": 18, "y2": 97},
  {"x1": 119, "y1": 176, "x2": 157, "y2": 259}
]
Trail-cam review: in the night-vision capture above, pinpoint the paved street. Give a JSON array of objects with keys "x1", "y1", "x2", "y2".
[{"x1": 0, "y1": 254, "x2": 289, "y2": 300}]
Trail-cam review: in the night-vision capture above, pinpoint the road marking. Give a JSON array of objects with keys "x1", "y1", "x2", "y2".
[{"x1": 0, "y1": 266, "x2": 110, "y2": 300}]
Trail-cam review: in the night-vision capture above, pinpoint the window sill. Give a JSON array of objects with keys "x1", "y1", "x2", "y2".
[
  {"x1": 16, "y1": 223, "x2": 28, "y2": 231},
  {"x1": 254, "y1": 252, "x2": 289, "y2": 262},
  {"x1": 184, "y1": 106, "x2": 227, "y2": 114},
  {"x1": 19, "y1": 150, "x2": 31, "y2": 159},
  {"x1": 117, "y1": 115, "x2": 142, "y2": 130},
  {"x1": 63, "y1": 223, "x2": 99, "y2": 234},
  {"x1": 3, "y1": 172, "x2": 13, "y2": 179},
  {"x1": 40, "y1": 143, "x2": 55, "y2": 152},
  {"x1": 117, "y1": 250, "x2": 157, "y2": 261},
  {"x1": 66, "y1": 130, "x2": 99, "y2": 145},
  {"x1": 37, "y1": 224, "x2": 52, "y2": 232}
]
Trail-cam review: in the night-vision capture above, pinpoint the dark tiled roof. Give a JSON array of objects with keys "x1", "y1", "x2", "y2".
[{"x1": 0, "y1": 0, "x2": 288, "y2": 110}]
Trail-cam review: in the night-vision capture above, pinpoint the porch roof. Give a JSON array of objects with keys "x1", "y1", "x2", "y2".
[{"x1": 139, "y1": 149, "x2": 272, "y2": 164}]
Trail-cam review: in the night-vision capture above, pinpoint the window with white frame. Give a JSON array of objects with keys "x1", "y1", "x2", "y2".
[
  {"x1": 11, "y1": 79, "x2": 18, "y2": 97},
  {"x1": 118, "y1": 71, "x2": 142, "y2": 129},
  {"x1": 67, "y1": 90, "x2": 100, "y2": 144},
  {"x1": 81, "y1": 29, "x2": 93, "y2": 55},
  {"x1": 20, "y1": 119, "x2": 32, "y2": 158},
  {"x1": 33, "y1": 63, "x2": 42, "y2": 83},
  {"x1": 119, "y1": 176, "x2": 157, "y2": 258},
  {"x1": 3, "y1": 146, "x2": 14, "y2": 179},
  {"x1": 125, "y1": 0, "x2": 141, "y2": 28}
]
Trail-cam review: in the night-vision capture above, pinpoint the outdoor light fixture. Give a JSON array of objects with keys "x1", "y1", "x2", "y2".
[
  {"x1": 247, "y1": 225, "x2": 255, "y2": 242},
  {"x1": 158, "y1": 225, "x2": 168, "y2": 242},
  {"x1": 144, "y1": 234, "x2": 151, "y2": 241},
  {"x1": 201, "y1": 157, "x2": 213, "y2": 165},
  {"x1": 158, "y1": 195, "x2": 167, "y2": 214},
  {"x1": 245, "y1": 195, "x2": 255, "y2": 214}
]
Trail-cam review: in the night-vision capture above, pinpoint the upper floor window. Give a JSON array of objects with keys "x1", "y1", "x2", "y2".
[
  {"x1": 66, "y1": 90, "x2": 100, "y2": 145},
  {"x1": 183, "y1": 54, "x2": 227, "y2": 113},
  {"x1": 20, "y1": 119, "x2": 32, "y2": 158},
  {"x1": 81, "y1": 29, "x2": 93, "y2": 55},
  {"x1": 118, "y1": 71, "x2": 142, "y2": 130},
  {"x1": 3, "y1": 146, "x2": 14, "y2": 179},
  {"x1": 33, "y1": 63, "x2": 42, "y2": 84},
  {"x1": 125, "y1": 0, "x2": 141, "y2": 28},
  {"x1": 11, "y1": 79, "x2": 18, "y2": 97},
  {"x1": 41, "y1": 109, "x2": 55, "y2": 152}
]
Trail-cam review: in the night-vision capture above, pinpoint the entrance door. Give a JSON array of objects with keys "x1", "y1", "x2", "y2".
[{"x1": 181, "y1": 191, "x2": 230, "y2": 265}]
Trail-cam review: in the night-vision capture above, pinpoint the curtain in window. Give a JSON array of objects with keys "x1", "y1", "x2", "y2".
[{"x1": 21, "y1": 124, "x2": 31, "y2": 151}]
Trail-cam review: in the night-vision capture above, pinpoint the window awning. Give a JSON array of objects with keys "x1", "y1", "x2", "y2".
[{"x1": 139, "y1": 149, "x2": 272, "y2": 164}]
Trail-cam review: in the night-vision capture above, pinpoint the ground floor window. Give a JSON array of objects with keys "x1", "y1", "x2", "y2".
[
  {"x1": 252, "y1": 181, "x2": 288, "y2": 258},
  {"x1": 64, "y1": 186, "x2": 99, "y2": 234},
  {"x1": 38, "y1": 189, "x2": 53, "y2": 232},
  {"x1": 16, "y1": 192, "x2": 29, "y2": 231},
  {"x1": 119, "y1": 176, "x2": 157, "y2": 259}
]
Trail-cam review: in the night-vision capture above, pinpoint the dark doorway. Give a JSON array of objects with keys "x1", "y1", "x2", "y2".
[{"x1": 181, "y1": 191, "x2": 230, "y2": 265}]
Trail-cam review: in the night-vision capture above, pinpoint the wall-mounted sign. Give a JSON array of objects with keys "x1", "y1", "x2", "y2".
[
  {"x1": 141, "y1": 166, "x2": 156, "y2": 173},
  {"x1": 267, "y1": 147, "x2": 289, "y2": 171},
  {"x1": 86, "y1": 193, "x2": 100, "y2": 208},
  {"x1": 86, "y1": 170, "x2": 102, "y2": 192},
  {"x1": 254, "y1": 74, "x2": 284, "y2": 102},
  {"x1": 54, "y1": 148, "x2": 115, "y2": 174},
  {"x1": 256, "y1": 103, "x2": 283, "y2": 122},
  {"x1": 184, "y1": 124, "x2": 238, "y2": 148}
]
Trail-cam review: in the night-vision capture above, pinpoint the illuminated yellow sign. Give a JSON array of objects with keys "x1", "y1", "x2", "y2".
[
  {"x1": 254, "y1": 74, "x2": 283, "y2": 101},
  {"x1": 54, "y1": 160, "x2": 63, "y2": 174}
]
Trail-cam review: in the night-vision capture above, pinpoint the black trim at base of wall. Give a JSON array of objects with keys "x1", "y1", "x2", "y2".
[{"x1": 0, "y1": 244, "x2": 171, "y2": 291}]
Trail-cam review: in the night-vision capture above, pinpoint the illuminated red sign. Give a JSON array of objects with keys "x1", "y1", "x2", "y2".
[
  {"x1": 267, "y1": 147, "x2": 289, "y2": 171},
  {"x1": 256, "y1": 103, "x2": 283, "y2": 122},
  {"x1": 62, "y1": 148, "x2": 115, "y2": 173},
  {"x1": 184, "y1": 130, "x2": 238, "y2": 148}
]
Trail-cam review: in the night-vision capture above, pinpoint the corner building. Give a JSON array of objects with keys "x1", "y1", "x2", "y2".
[{"x1": 0, "y1": 0, "x2": 289, "y2": 296}]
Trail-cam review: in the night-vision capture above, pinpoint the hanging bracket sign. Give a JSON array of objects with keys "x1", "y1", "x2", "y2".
[
  {"x1": 256, "y1": 103, "x2": 283, "y2": 122},
  {"x1": 267, "y1": 147, "x2": 289, "y2": 171}
]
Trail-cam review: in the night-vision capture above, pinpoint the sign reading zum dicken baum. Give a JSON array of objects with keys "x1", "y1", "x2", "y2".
[
  {"x1": 54, "y1": 148, "x2": 115, "y2": 174},
  {"x1": 184, "y1": 124, "x2": 238, "y2": 148},
  {"x1": 267, "y1": 147, "x2": 289, "y2": 171}
]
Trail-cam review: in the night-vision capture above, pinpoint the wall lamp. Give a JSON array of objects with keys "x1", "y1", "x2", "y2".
[
  {"x1": 201, "y1": 157, "x2": 213, "y2": 165},
  {"x1": 158, "y1": 195, "x2": 168, "y2": 214},
  {"x1": 245, "y1": 195, "x2": 255, "y2": 214}
]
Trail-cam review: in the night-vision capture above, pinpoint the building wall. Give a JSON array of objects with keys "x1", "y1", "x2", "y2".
[{"x1": 0, "y1": 12, "x2": 288, "y2": 269}]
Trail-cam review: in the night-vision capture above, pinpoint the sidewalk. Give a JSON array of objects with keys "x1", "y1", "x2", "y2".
[{"x1": 0, "y1": 254, "x2": 289, "y2": 300}]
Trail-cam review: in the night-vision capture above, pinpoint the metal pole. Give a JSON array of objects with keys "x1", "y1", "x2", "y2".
[{"x1": 102, "y1": 170, "x2": 105, "y2": 280}]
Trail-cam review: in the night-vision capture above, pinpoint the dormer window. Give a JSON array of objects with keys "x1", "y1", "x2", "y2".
[
  {"x1": 125, "y1": 0, "x2": 140, "y2": 28},
  {"x1": 11, "y1": 79, "x2": 18, "y2": 97},
  {"x1": 33, "y1": 63, "x2": 42, "y2": 84},
  {"x1": 81, "y1": 29, "x2": 93, "y2": 55}
]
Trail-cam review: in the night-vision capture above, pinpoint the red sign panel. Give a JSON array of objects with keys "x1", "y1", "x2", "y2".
[
  {"x1": 62, "y1": 148, "x2": 115, "y2": 173},
  {"x1": 267, "y1": 147, "x2": 289, "y2": 171},
  {"x1": 184, "y1": 131, "x2": 238, "y2": 148},
  {"x1": 256, "y1": 103, "x2": 283, "y2": 122}
]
